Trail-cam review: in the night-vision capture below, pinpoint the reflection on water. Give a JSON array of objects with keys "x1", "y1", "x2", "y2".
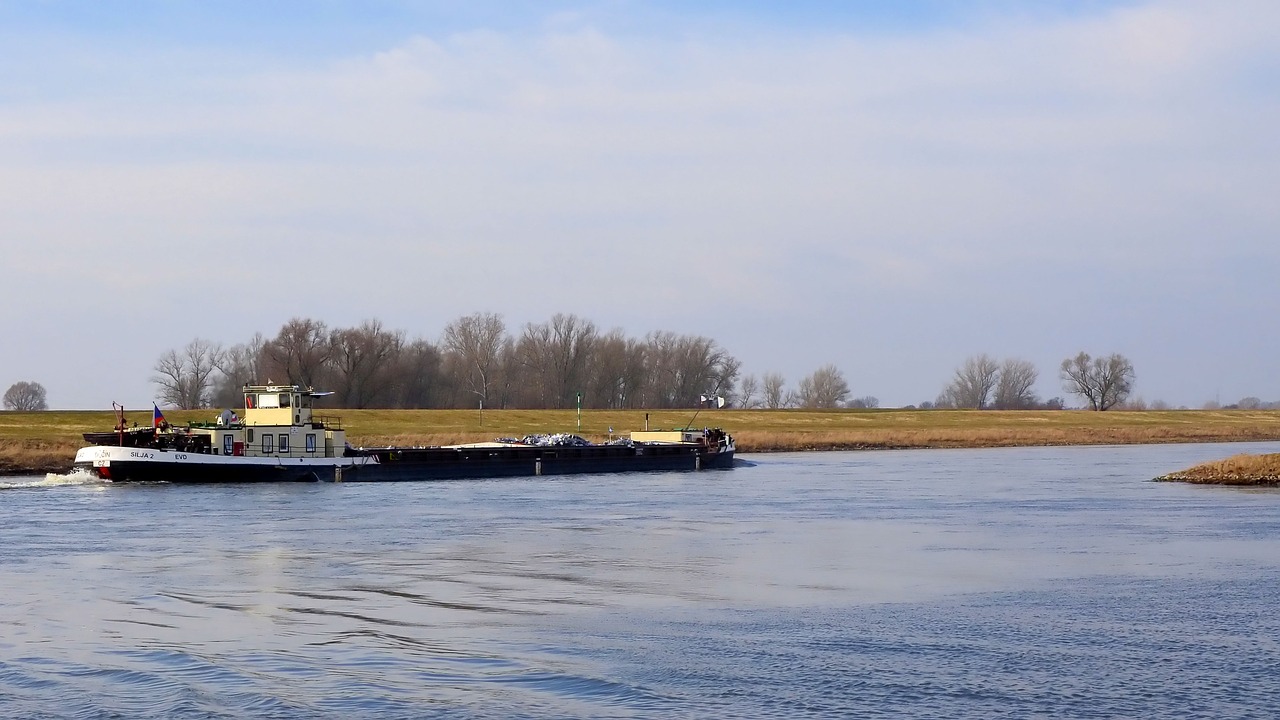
[{"x1": 2, "y1": 442, "x2": 1280, "y2": 717}]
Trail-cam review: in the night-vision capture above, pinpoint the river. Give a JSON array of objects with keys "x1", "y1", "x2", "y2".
[{"x1": 2, "y1": 442, "x2": 1279, "y2": 718}]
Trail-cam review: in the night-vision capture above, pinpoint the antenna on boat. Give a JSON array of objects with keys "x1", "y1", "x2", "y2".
[{"x1": 682, "y1": 405, "x2": 702, "y2": 431}]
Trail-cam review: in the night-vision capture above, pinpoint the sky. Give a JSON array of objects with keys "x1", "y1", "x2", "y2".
[{"x1": 1, "y1": 0, "x2": 1277, "y2": 410}]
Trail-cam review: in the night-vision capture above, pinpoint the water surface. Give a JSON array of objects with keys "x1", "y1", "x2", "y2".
[{"x1": 3, "y1": 442, "x2": 1279, "y2": 717}]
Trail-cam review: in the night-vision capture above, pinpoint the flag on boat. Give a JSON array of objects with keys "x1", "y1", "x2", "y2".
[{"x1": 153, "y1": 403, "x2": 167, "y2": 428}]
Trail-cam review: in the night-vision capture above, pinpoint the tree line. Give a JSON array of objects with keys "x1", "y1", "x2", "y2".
[
  {"x1": 151, "y1": 314, "x2": 883, "y2": 412},
  {"x1": 925, "y1": 351, "x2": 1135, "y2": 411},
  {"x1": 148, "y1": 312, "x2": 1145, "y2": 413},
  {"x1": 6, "y1": 319, "x2": 1271, "y2": 412}
]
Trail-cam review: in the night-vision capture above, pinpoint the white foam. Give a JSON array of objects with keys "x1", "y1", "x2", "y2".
[{"x1": 0, "y1": 468, "x2": 107, "y2": 490}]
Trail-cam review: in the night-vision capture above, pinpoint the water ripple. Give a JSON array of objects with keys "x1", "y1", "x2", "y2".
[{"x1": 3, "y1": 442, "x2": 1280, "y2": 717}]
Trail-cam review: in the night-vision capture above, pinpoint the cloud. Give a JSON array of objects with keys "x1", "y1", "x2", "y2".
[{"x1": 0, "y1": 1, "x2": 1277, "y2": 407}]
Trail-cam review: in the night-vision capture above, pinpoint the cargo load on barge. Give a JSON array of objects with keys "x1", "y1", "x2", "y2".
[{"x1": 73, "y1": 384, "x2": 735, "y2": 483}]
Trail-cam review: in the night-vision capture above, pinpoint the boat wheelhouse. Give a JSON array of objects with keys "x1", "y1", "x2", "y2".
[{"x1": 207, "y1": 385, "x2": 347, "y2": 460}]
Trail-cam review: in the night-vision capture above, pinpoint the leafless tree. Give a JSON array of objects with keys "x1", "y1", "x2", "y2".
[
  {"x1": 1060, "y1": 351, "x2": 1135, "y2": 411},
  {"x1": 585, "y1": 330, "x2": 638, "y2": 409},
  {"x1": 1118, "y1": 396, "x2": 1148, "y2": 411},
  {"x1": 328, "y1": 320, "x2": 405, "y2": 408},
  {"x1": 642, "y1": 331, "x2": 684, "y2": 407},
  {"x1": 736, "y1": 374, "x2": 760, "y2": 409},
  {"x1": 942, "y1": 354, "x2": 1000, "y2": 409},
  {"x1": 641, "y1": 331, "x2": 740, "y2": 408},
  {"x1": 762, "y1": 372, "x2": 787, "y2": 409},
  {"x1": 706, "y1": 353, "x2": 741, "y2": 406},
  {"x1": 848, "y1": 395, "x2": 879, "y2": 409},
  {"x1": 152, "y1": 338, "x2": 222, "y2": 409},
  {"x1": 796, "y1": 364, "x2": 851, "y2": 409},
  {"x1": 992, "y1": 358, "x2": 1039, "y2": 410},
  {"x1": 479, "y1": 337, "x2": 518, "y2": 409},
  {"x1": 211, "y1": 333, "x2": 265, "y2": 407},
  {"x1": 442, "y1": 312, "x2": 507, "y2": 406},
  {"x1": 514, "y1": 313, "x2": 598, "y2": 408},
  {"x1": 389, "y1": 338, "x2": 444, "y2": 408},
  {"x1": 3, "y1": 381, "x2": 48, "y2": 410},
  {"x1": 262, "y1": 318, "x2": 331, "y2": 389}
]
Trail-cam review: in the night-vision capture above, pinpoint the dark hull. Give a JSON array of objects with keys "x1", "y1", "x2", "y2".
[
  {"x1": 345, "y1": 444, "x2": 734, "y2": 482},
  {"x1": 83, "y1": 461, "x2": 332, "y2": 484},
  {"x1": 77, "y1": 444, "x2": 734, "y2": 483}
]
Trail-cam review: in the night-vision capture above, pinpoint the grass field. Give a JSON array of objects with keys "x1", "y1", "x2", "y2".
[{"x1": 4, "y1": 407, "x2": 1280, "y2": 475}]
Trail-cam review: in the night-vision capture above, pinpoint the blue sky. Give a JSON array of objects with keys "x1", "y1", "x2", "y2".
[
  {"x1": 1, "y1": 0, "x2": 1277, "y2": 409},
  {"x1": 0, "y1": 1, "x2": 1146, "y2": 64}
]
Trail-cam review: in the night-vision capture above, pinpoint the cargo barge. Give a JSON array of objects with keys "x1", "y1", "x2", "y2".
[{"x1": 73, "y1": 385, "x2": 734, "y2": 483}]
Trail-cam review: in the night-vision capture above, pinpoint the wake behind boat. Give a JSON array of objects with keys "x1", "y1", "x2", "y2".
[{"x1": 73, "y1": 384, "x2": 735, "y2": 483}]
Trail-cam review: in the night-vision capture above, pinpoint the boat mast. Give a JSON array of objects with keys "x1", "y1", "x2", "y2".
[{"x1": 114, "y1": 402, "x2": 125, "y2": 446}]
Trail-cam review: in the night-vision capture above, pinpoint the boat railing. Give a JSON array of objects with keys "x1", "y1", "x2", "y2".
[{"x1": 313, "y1": 415, "x2": 343, "y2": 430}]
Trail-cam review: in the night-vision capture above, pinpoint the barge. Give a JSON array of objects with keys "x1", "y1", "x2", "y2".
[{"x1": 73, "y1": 384, "x2": 735, "y2": 483}]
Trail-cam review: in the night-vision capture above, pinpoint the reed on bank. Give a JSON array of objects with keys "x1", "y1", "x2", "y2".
[
  {"x1": 3, "y1": 407, "x2": 1280, "y2": 476},
  {"x1": 1155, "y1": 453, "x2": 1280, "y2": 486}
]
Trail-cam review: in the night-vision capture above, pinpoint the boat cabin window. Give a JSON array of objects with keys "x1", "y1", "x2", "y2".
[
  {"x1": 306, "y1": 434, "x2": 317, "y2": 453},
  {"x1": 262, "y1": 434, "x2": 274, "y2": 454},
  {"x1": 247, "y1": 428, "x2": 255, "y2": 443},
  {"x1": 223, "y1": 435, "x2": 234, "y2": 455},
  {"x1": 259, "y1": 394, "x2": 281, "y2": 409},
  {"x1": 279, "y1": 434, "x2": 290, "y2": 453},
  {"x1": 279, "y1": 394, "x2": 291, "y2": 408}
]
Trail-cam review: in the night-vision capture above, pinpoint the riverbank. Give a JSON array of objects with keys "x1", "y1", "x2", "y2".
[
  {"x1": 1155, "y1": 453, "x2": 1280, "y2": 486},
  {"x1": 4, "y1": 408, "x2": 1280, "y2": 476}
]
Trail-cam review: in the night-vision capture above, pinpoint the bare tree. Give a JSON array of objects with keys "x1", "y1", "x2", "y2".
[
  {"x1": 796, "y1": 364, "x2": 851, "y2": 408},
  {"x1": 262, "y1": 318, "x2": 331, "y2": 388},
  {"x1": 514, "y1": 313, "x2": 598, "y2": 408},
  {"x1": 389, "y1": 338, "x2": 444, "y2": 408},
  {"x1": 736, "y1": 374, "x2": 760, "y2": 409},
  {"x1": 586, "y1": 330, "x2": 644, "y2": 409},
  {"x1": 942, "y1": 354, "x2": 1000, "y2": 409},
  {"x1": 211, "y1": 333, "x2": 265, "y2": 407},
  {"x1": 328, "y1": 320, "x2": 405, "y2": 408},
  {"x1": 642, "y1": 331, "x2": 740, "y2": 408},
  {"x1": 1060, "y1": 351, "x2": 1135, "y2": 411},
  {"x1": 762, "y1": 372, "x2": 787, "y2": 409},
  {"x1": 152, "y1": 338, "x2": 222, "y2": 409},
  {"x1": 442, "y1": 312, "x2": 507, "y2": 407},
  {"x1": 992, "y1": 358, "x2": 1039, "y2": 410},
  {"x1": 490, "y1": 337, "x2": 521, "y2": 409},
  {"x1": 1118, "y1": 396, "x2": 1148, "y2": 411},
  {"x1": 3, "y1": 381, "x2": 48, "y2": 410},
  {"x1": 848, "y1": 395, "x2": 879, "y2": 409}
]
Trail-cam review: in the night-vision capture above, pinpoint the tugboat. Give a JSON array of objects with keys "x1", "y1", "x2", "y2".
[{"x1": 73, "y1": 384, "x2": 735, "y2": 483}]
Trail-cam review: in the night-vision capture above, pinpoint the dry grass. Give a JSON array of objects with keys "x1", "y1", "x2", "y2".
[
  {"x1": 0, "y1": 438, "x2": 82, "y2": 475},
  {"x1": 1156, "y1": 453, "x2": 1280, "y2": 485},
  {"x1": 5, "y1": 407, "x2": 1280, "y2": 475}
]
